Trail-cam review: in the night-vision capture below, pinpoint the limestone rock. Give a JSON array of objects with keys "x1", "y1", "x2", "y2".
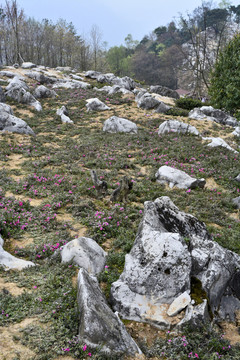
[
  {"x1": 61, "y1": 237, "x2": 107, "y2": 275},
  {"x1": 0, "y1": 102, "x2": 35, "y2": 135},
  {"x1": 155, "y1": 102, "x2": 171, "y2": 114},
  {"x1": 155, "y1": 166, "x2": 206, "y2": 189},
  {"x1": 21, "y1": 62, "x2": 36, "y2": 69},
  {"x1": 232, "y1": 127, "x2": 240, "y2": 137},
  {"x1": 167, "y1": 292, "x2": 191, "y2": 317},
  {"x1": 25, "y1": 71, "x2": 54, "y2": 84},
  {"x1": 189, "y1": 106, "x2": 238, "y2": 127},
  {"x1": 150, "y1": 85, "x2": 180, "y2": 99},
  {"x1": 56, "y1": 106, "x2": 73, "y2": 124},
  {"x1": 86, "y1": 98, "x2": 110, "y2": 112},
  {"x1": 85, "y1": 70, "x2": 101, "y2": 79},
  {"x1": 177, "y1": 300, "x2": 210, "y2": 328},
  {"x1": 203, "y1": 136, "x2": 238, "y2": 153},
  {"x1": 103, "y1": 116, "x2": 138, "y2": 134},
  {"x1": 158, "y1": 120, "x2": 199, "y2": 135},
  {"x1": 0, "y1": 70, "x2": 17, "y2": 78},
  {"x1": 33, "y1": 85, "x2": 56, "y2": 99},
  {"x1": 77, "y1": 268, "x2": 141, "y2": 356},
  {"x1": 0, "y1": 236, "x2": 35, "y2": 270},
  {"x1": 52, "y1": 80, "x2": 90, "y2": 89},
  {"x1": 136, "y1": 92, "x2": 160, "y2": 110},
  {"x1": 0, "y1": 86, "x2": 5, "y2": 103},
  {"x1": 232, "y1": 196, "x2": 240, "y2": 209},
  {"x1": 234, "y1": 174, "x2": 240, "y2": 182}
]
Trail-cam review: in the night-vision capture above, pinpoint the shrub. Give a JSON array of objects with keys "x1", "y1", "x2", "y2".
[
  {"x1": 175, "y1": 97, "x2": 204, "y2": 110},
  {"x1": 166, "y1": 107, "x2": 189, "y2": 117}
]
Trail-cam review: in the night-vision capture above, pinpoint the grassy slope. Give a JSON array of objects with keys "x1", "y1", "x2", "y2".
[{"x1": 0, "y1": 70, "x2": 240, "y2": 360}]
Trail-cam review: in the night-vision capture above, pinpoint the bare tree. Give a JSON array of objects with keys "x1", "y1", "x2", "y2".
[{"x1": 90, "y1": 24, "x2": 102, "y2": 70}]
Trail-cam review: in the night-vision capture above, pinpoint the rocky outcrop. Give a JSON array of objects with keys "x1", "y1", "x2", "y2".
[
  {"x1": 52, "y1": 79, "x2": 90, "y2": 89},
  {"x1": 77, "y1": 268, "x2": 141, "y2": 356},
  {"x1": 33, "y1": 85, "x2": 56, "y2": 99},
  {"x1": 25, "y1": 71, "x2": 55, "y2": 85},
  {"x1": 0, "y1": 102, "x2": 35, "y2": 135},
  {"x1": 136, "y1": 92, "x2": 160, "y2": 110},
  {"x1": 56, "y1": 106, "x2": 73, "y2": 124},
  {"x1": 111, "y1": 197, "x2": 240, "y2": 328},
  {"x1": 60, "y1": 237, "x2": 107, "y2": 275},
  {"x1": 232, "y1": 127, "x2": 240, "y2": 137},
  {"x1": 232, "y1": 196, "x2": 240, "y2": 209},
  {"x1": 103, "y1": 116, "x2": 138, "y2": 134},
  {"x1": 158, "y1": 120, "x2": 199, "y2": 136},
  {"x1": 5, "y1": 76, "x2": 42, "y2": 111},
  {"x1": 21, "y1": 62, "x2": 36, "y2": 69},
  {"x1": 155, "y1": 102, "x2": 171, "y2": 114},
  {"x1": 155, "y1": 166, "x2": 205, "y2": 189},
  {"x1": 150, "y1": 85, "x2": 180, "y2": 99},
  {"x1": 96, "y1": 84, "x2": 132, "y2": 95},
  {"x1": 189, "y1": 106, "x2": 238, "y2": 127},
  {"x1": 0, "y1": 235, "x2": 35, "y2": 270},
  {"x1": 86, "y1": 98, "x2": 110, "y2": 112}
]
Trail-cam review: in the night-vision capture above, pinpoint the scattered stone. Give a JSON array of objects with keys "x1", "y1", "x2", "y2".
[
  {"x1": 150, "y1": 85, "x2": 180, "y2": 99},
  {"x1": 189, "y1": 106, "x2": 238, "y2": 127},
  {"x1": 13, "y1": 63, "x2": 19, "y2": 68},
  {"x1": 33, "y1": 85, "x2": 56, "y2": 99},
  {"x1": 167, "y1": 292, "x2": 191, "y2": 317},
  {"x1": 6, "y1": 76, "x2": 29, "y2": 91},
  {"x1": 232, "y1": 127, "x2": 240, "y2": 137},
  {"x1": 0, "y1": 102, "x2": 35, "y2": 135},
  {"x1": 21, "y1": 62, "x2": 36, "y2": 69},
  {"x1": 110, "y1": 176, "x2": 133, "y2": 203},
  {"x1": 96, "y1": 84, "x2": 132, "y2": 95},
  {"x1": 86, "y1": 98, "x2": 110, "y2": 112},
  {"x1": 155, "y1": 102, "x2": 171, "y2": 114},
  {"x1": 0, "y1": 235, "x2": 35, "y2": 270},
  {"x1": 177, "y1": 300, "x2": 210, "y2": 328},
  {"x1": 25, "y1": 71, "x2": 54, "y2": 84},
  {"x1": 234, "y1": 174, "x2": 240, "y2": 182},
  {"x1": 70, "y1": 74, "x2": 84, "y2": 81},
  {"x1": 0, "y1": 70, "x2": 16, "y2": 78},
  {"x1": 77, "y1": 268, "x2": 141, "y2": 356},
  {"x1": 103, "y1": 116, "x2": 138, "y2": 134},
  {"x1": 203, "y1": 137, "x2": 238, "y2": 153},
  {"x1": 52, "y1": 80, "x2": 90, "y2": 89},
  {"x1": 158, "y1": 120, "x2": 199, "y2": 136},
  {"x1": 56, "y1": 106, "x2": 73, "y2": 124},
  {"x1": 85, "y1": 70, "x2": 101, "y2": 79},
  {"x1": 136, "y1": 92, "x2": 160, "y2": 110},
  {"x1": 155, "y1": 166, "x2": 206, "y2": 189},
  {"x1": 232, "y1": 196, "x2": 240, "y2": 209},
  {"x1": 91, "y1": 170, "x2": 108, "y2": 197},
  {"x1": 61, "y1": 237, "x2": 107, "y2": 275},
  {"x1": 56, "y1": 66, "x2": 73, "y2": 72}
]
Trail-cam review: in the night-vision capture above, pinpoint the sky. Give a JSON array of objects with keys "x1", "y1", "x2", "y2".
[{"x1": 3, "y1": 0, "x2": 240, "y2": 47}]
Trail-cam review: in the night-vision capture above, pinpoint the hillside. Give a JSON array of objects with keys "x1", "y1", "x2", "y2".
[{"x1": 0, "y1": 64, "x2": 240, "y2": 360}]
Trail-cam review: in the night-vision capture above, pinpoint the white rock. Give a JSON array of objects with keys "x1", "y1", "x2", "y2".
[
  {"x1": 86, "y1": 98, "x2": 110, "y2": 112},
  {"x1": 167, "y1": 291, "x2": 191, "y2": 317},
  {"x1": 158, "y1": 120, "x2": 199, "y2": 135},
  {"x1": 203, "y1": 137, "x2": 238, "y2": 153},
  {"x1": 61, "y1": 237, "x2": 107, "y2": 275},
  {"x1": 103, "y1": 116, "x2": 138, "y2": 134}
]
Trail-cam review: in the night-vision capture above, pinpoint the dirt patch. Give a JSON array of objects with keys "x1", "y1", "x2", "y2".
[
  {"x1": 56, "y1": 211, "x2": 87, "y2": 238},
  {"x1": 219, "y1": 321, "x2": 240, "y2": 345},
  {"x1": 0, "y1": 318, "x2": 37, "y2": 360},
  {"x1": 11, "y1": 106, "x2": 35, "y2": 118},
  {"x1": 53, "y1": 357, "x2": 76, "y2": 360},
  {"x1": 152, "y1": 93, "x2": 176, "y2": 106},
  {"x1": 5, "y1": 154, "x2": 26, "y2": 170},
  {"x1": 4, "y1": 192, "x2": 45, "y2": 206},
  {"x1": 205, "y1": 177, "x2": 220, "y2": 190},
  {"x1": 0, "y1": 278, "x2": 29, "y2": 296}
]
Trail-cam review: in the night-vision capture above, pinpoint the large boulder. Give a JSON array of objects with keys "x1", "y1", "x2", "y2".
[
  {"x1": 60, "y1": 237, "x2": 107, "y2": 275},
  {"x1": 25, "y1": 71, "x2": 54, "y2": 84},
  {"x1": 0, "y1": 102, "x2": 35, "y2": 135},
  {"x1": 96, "y1": 84, "x2": 132, "y2": 95},
  {"x1": 6, "y1": 76, "x2": 29, "y2": 91},
  {"x1": 155, "y1": 166, "x2": 206, "y2": 189},
  {"x1": 0, "y1": 70, "x2": 16, "y2": 78},
  {"x1": 77, "y1": 268, "x2": 141, "y2": 356},
  {"x1": 111, "y1": 76, "x2": 136, "y2": 91},
  {"x1": 0, "y1": 235, "x2": 35, "y2": 270},
  {"x1": 189, "y1": 106, "x2": 238, "y2": 127},
  {"x1": 203, "y1": 136, "x2": 238, "y2": 153},
  {"x1": 158, "y1": 120, "x2": 199, "y2": 136},
  {"x1": 33, "y1": 85, "x2": 56, "y2": 99},
  {"x1": 150, "y1": 85, "x2": 180, "y2": 99},
  {"x1": 86, "y1": 98, "x2": 110, "y2": 112},
  {"x1": 136, "y1": 92, "x2": 160, "y2": 110},
  {"x1": 110, "y1": 196, "x2": 240, "y2": 328},
  {"x1": 84, "y1": 70, "x2": 101, "y2": 79},
  {"x1": 155, "y1": 102, "x2": 171, "y2": 114},
  {"x1": 103, "y1": 116, "x2": 138, "y2": 134}
]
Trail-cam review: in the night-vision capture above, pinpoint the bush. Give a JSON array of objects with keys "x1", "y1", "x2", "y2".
[
  {"x1": 166, "y1": 107, "x2": 189, "y2": 117},
  {"x1": 208, "y1": 33, "x2": 240, "y2": 113},
  {"x1": 175, "y1": 97, "x2": 204, "y2": 110}
]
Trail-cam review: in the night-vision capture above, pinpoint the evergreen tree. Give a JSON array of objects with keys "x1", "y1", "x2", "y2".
[{"x1": 208, "y1": 33, "x2": 240, "y2": 112}]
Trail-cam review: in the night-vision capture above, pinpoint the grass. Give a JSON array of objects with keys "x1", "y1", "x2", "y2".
[{"x1": 0, "y1": 71, "x2": 239, "y2": 359}]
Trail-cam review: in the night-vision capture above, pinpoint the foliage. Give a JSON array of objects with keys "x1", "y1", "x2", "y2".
[
  {"x1": 208, "y1": 33, "x2": 240, "y2": 112},
  {"x1": 175, "y1": 97, "x2": 204, "y2": 110}
]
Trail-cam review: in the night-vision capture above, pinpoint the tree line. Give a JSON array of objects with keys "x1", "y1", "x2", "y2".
[{"x1": 0, "y1": 0, "x2": 240, "y2": 98}]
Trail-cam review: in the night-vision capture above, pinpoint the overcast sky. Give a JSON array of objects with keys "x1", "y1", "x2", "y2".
[{"x1": 3, "y1": 0, "x2": 240, "y2": 47}]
